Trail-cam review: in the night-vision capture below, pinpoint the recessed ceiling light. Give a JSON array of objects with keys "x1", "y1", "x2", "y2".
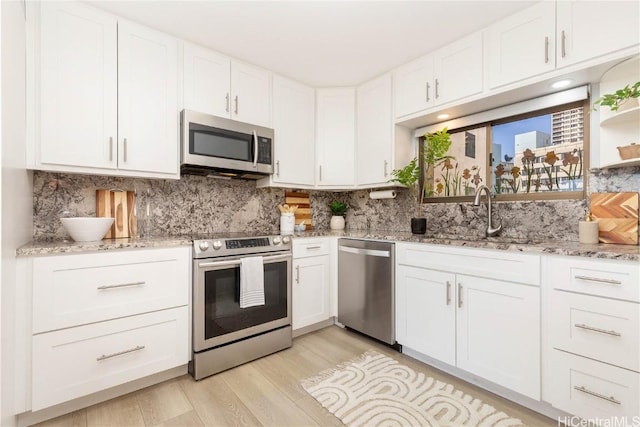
[
  {"x1": 437, "y1": 113, "x2": 450, "y2": 120},
  {"x1": 551, "y1": 79, "x2": 572, "y2": 89}
]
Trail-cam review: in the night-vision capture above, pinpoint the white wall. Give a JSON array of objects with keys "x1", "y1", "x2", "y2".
[{"x1": 1, "y1": 1, "x2": 33, "y2": 425}]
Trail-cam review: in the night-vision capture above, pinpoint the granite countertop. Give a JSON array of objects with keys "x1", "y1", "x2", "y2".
[{"x1": 16, "y1": 230, "x2": 640, "y2": 261}]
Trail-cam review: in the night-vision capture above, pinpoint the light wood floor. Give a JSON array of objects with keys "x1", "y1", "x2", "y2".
[{"x1": 34, "y1": 326, "x2": 556, "y2": 427}]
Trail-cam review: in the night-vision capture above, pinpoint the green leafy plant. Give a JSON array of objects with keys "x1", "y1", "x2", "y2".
[
  {"x1": 593, "y1": 81, "x2": 640, "y2": 111},
  {"x1": 423, "y1": 127, "x2": 454, "y2": 197},
  {"x1": 389, "y1": 157, "x2": 422, "y2": 217},
  {"x1": 328, "y1": 200, "x2": 349, "y2": 216}
]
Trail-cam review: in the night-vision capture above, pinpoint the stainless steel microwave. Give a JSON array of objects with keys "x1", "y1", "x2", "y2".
[{"x1": 180, "y1": 110, "x2": 274, "y2": 179}]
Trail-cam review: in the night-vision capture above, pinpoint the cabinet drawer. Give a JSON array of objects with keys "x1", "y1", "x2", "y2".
[
  {"x1": 397, "y1": 242, "x2": 540, "y2": 285},
  {"x1": 544, "y1": 256, "x2": 639, "y2": 303},
  {"x1": 293, "y1": 238, "x2": 330, "y2": 258},
  {"x1": 549, "y1": 350, "x2": 640, "y2": 421},
  {"x1": 31, "y1": 306, "x2": 189, "y2": 411},
  {"x1": 32, "y1": 247, "x2": 190, "y2": 333},
  {"x1": 550, "y1": 290, "x2": 639, "y2": 372}
]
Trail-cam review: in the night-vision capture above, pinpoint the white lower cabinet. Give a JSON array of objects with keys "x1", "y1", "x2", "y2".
[
  {"x1": 396, "y1": 243, "x2": 541, "y2": 400},
  {"x1": 27, "y1": 246, "x2": 191, "y2": 411},
  {"x1": 292, "y1": 238, "x2": 332, "y2": 330},
  {"x1": 32, "y1": 307, "x2": 188, "y2": 411},
  {"x1": 544, "y1": 255, "x2": 640, "y2": 421}
]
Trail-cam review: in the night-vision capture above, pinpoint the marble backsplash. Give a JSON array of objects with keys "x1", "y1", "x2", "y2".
[{"x1": 32, "y1": 167, "x2": 640, "y2": 242}]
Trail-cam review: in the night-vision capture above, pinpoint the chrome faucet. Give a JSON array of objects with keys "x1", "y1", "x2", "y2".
[{"x1": 473, "y1": 185, "x2": 502, "y2": 237}]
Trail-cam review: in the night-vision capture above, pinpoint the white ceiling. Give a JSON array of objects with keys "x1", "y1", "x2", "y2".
[{"x1": 88, "y1": 1, "x2": 536, "y2": 87}]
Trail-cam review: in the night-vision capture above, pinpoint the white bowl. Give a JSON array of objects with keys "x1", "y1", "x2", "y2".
[{"x1": 61, "y1": 217, "x2": 114, "y2": 242}]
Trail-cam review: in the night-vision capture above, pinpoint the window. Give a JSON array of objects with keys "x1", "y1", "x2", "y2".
[{"x1": 419, "y1": 87, "x2": 589, "y2": 202}]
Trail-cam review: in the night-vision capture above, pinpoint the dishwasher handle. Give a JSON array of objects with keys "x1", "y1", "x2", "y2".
[{"x1": 338, "y1": 245, "x2": 391, "y2": 258}]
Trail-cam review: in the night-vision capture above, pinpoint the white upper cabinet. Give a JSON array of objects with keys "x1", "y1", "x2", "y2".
[
  {"x1": 357, "y1": 74, "x2": 393, "y2": 186},
  {"x1": 183, "y1": 43, "x2": 231, "y2": 119},
  {"x1": 117, "y1": 21, "x2": 179, "y2": 175},
  {"x1": 486, "y1": 1, "x2": 556, "y2": 89},
  {"x1": 394, "y1": 32, "x2": 483, "y2": 119},
  {"x1": 182, "y1": 42, "x2": 271, "y2": 127},
  {"x1": 33, "y1": 2, "x2": 179, "y2": 178},
  {"x1": 394, "y1": 55, "x2": 434, "y2": 118},
  {"x1": 556, "y1": 1, "x2": 640, "y2": 68},
  {"x1": 38, "y1": 2, "x2": 118, "y2": 170},
  {"x1": 316, "y1": 88, "x2": 356, "y2": 187},
  {"x1": 268, "y1": 75, "x2": 316, "y2": 186}
]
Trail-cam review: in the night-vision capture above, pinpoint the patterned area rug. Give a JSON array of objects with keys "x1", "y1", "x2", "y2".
[{"x1": 302, "y1": 351, "x2": 525, "y2": 427}]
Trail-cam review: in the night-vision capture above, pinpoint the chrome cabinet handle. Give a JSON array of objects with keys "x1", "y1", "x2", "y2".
[
  {"x1": 544, "y1": 36, "x2": 549, "y2": 63},
  {"x1": 446, "y1": 281, "x2": 451, "y2": 306},
  {"x1": 561, "y1": 30, "x2": 566, "y2": 58},
  {"x1": 276, "y1": 160, "x2": 280, "y2": 177},
  {"x1": 123, "y1": 138, "x2": 128, "y2": 162},
  {"x1": 573, "y1": 386, "x2": 621, "y2": 405},
  {"x1": 426, "y1": 82, "x2": 430, "y2": 102},
  {"x1": 306, "y1": 246, "x2": 321, "y2": 250},
  {"x1": 457, "y1": 283, "x2": 463, "y2": 308},
  {"x1": 234, "y1": 96, "x2": 239, "y2": 115},
  {"x1": 97, "y1": 281, "x2": 145, "y2": 290},
  {"x1": 109, "y1": 137, "x2": 113, "y2": 162},
  {"x1": 574, "y1": 275, "x2": 622, "y2": 285},
  {"x1": 319, "y1": 165, "x2": 322, "y2": 181},
  {"x1": 225, "y1": 93, "x2": 230, "y2": 113},
  {"x1": 97, "y1": 345, "x2": 145, "y2": 361},
  {"x1": 384, "y1": 160, "x2": 388, "y2": 177},
  {"x1": 295, "y1": 265, "x2": 300, "y2": 284},
  {"x1": 574, "y1": 323, "x2": 621, "y2": 337},
  {"x1": 435, "y1": 78, "x2": 440, "y2": 99}
]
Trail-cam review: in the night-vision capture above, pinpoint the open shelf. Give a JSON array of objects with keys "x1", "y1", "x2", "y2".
[
  {"x1": 600, "y1": 105, "x2": 640, "y2": 126},
  {"x1": 599, "y1": 157, "x2": 640, "y2": 169}
]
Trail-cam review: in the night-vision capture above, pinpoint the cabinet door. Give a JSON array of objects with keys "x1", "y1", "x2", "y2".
[
  {"x1": 396, "y1": 266, "x2": 456, "y2": 366},
  {"x1": 183, "y1": 43, "x2": 231, "y2": 118},
  {"x1": 118, "y1": 20, "x2": 179, "y2": 176},
  {"x1": 293, "y1": 255, "x2": 330, "y2": 330},
  {"x1": 316, "y1": 88, "x2": 356, "y2": 187},
  {"x1": 230, "y1": 61, "x2": 272, "y2": 127},
  {"x1": 39, "y1": 2, "x2": 117, "y2": 169},
  {"x1": 556, "y1": 1, "x2": 640, "y2": 68},
  {"x1": 393, "y1": 55, "x2": 434, "y2": 118},
  {"x1": 486, "y1": 1, "x2": 555, "y2": 89},
  {"x1": 456, "y1": 275, "x2": 540, "y2": 399},
  {"x1": 357, "y1": 74, "x2": 393, "y2": 186},
  {"x1": 434, "y1": 32, "x2": 483, "y2": 105},
  {"x1": 272, "y1": 76, "x2": 315, "y2": 186}
]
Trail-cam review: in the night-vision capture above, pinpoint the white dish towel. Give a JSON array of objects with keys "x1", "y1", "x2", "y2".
[{"x1": 239, "y1": 256, "x2": 265, "y2": 308}]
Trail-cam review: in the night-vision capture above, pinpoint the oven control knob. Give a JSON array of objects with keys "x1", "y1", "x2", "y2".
[
  {"x1": 212, "y1": 240, "x2": 223, "y2": 250},
  {"x1": 273, "y1": 236, "x2": 281, "y2": 245},
  {"x1": 282, "y1": 236, "x2": 291, "y2": 244},
  {"x1": 198, "y1": 241, "x2": 210, "y2": 252}
]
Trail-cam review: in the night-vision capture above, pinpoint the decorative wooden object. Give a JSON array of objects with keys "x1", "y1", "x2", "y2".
[
  {"x1": 96, "y1": 190, "x2": 137, "y2": 238},
  {"x1": 590, "y1": 192, "x2": 639, "y2": 245},
  {"x1": 285, "y1": 191, "x2": 312, "y2": 230}
]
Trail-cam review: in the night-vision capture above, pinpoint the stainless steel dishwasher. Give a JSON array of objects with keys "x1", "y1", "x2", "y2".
[{"x1": 338, "y1": 238, "x2": 395, "y2": 345}]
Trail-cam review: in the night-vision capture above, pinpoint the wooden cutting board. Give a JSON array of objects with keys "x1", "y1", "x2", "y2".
[
  {"x1": 590, "y1": 192, "x2": 639, "y2": 245},
  {"x1": 285, "y1": 191, "x2": 312, "y2": 230},
  {"x1": 96, "y1": 190, "x2": 137, "y2": 238}
]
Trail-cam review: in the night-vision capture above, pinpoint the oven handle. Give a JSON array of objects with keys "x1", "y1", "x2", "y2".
[{"x1": 197, "y1": 253, "x2": 291, "y2": 269}]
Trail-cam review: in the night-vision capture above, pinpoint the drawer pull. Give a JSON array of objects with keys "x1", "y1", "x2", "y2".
[
  {"x1": 446, "y1": 281, "x2": 451, "y2": 306},
  {"x1": 96, "y1": 345, "x2": 145, "y2": 361},
  {"x1": 573, "y1": 386, "x2": 621, "y2": 405},
  {"x1": 305, "y1": 246, "x2": 322, "y2": 250},
  {"x1": 574, "y1": 275, "x2": 622, "y2": 285},
  {"x1": 97, "y1": 281, "x2": 146, "y2": 290},
  {"x1": 574, "y1": 323, "x2": 621, "y2": 337}
]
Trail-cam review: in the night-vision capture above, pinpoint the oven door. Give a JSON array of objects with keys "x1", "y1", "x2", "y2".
[{"x1": 193, "y1": 252, "x2": 291, "y2": 352}]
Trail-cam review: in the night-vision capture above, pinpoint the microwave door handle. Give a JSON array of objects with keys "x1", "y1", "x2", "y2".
[{"x1": 253, "y1": 130, "x2": 258, "y2": 168}]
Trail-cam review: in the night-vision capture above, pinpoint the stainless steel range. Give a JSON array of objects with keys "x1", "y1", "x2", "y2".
[{"x1": 189, "y1": 233, "x2": 292, "y2": 380}]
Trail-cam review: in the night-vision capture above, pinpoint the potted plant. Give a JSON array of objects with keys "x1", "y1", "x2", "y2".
[
  {"x1": 328, "y1": 200, "x2": 349, "y2": 230},
  {"x1": 593, "y1": 81, "x2": 640, "y2": 111},
  {"x1": 389, "y1": 157, "x2": 427, "y2": 234}
]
